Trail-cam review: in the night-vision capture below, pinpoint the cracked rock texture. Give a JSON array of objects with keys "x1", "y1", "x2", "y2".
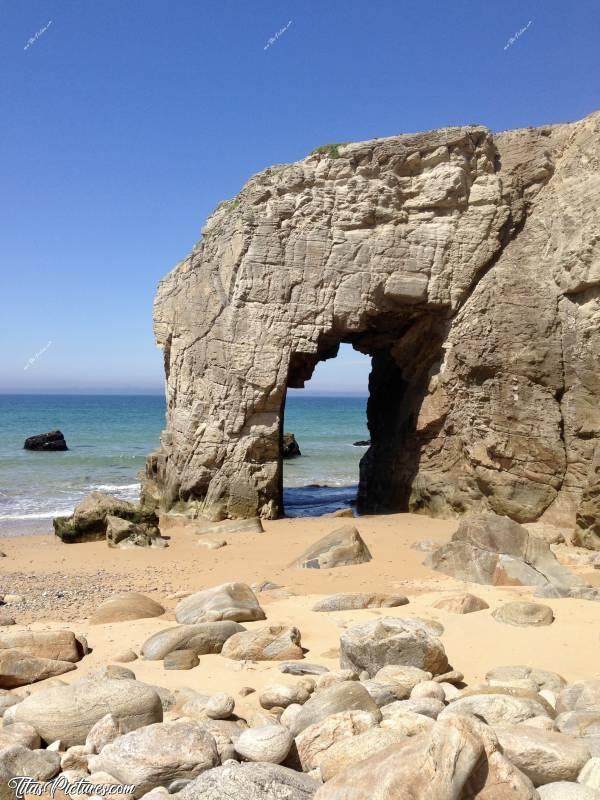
[{"x1": 143, "y1": 110, "x2": 600, "y2": 527}]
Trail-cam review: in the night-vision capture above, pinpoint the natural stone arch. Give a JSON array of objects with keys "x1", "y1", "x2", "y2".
[{"x1": 143, "y1": 111, "x2": 600, "y2": 525}]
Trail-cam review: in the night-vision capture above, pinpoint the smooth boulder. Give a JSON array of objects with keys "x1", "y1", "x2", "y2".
[
  {"x1": 340, "y1": 617, "x2": 449, "y2": 677},
  {"x1": 290, "y1": 682, "x2": 381, "y2": 737},
  {"x1": 493, "y1": 601, "x2": 555, "y2": 627},
  {"x1": 0, "y1": 630, "x2": 85, "y2": 662},
  {"x1": 142, "y1": 621, "x2": 245, "y2": 660},
  {"x1": 90, "y1": 592, "x2": 165, "y2": 624},
  {"x1": 496, "y1": 724, "x2": 591, "y2": 785},
  {"x1": 290, "y1": 526, "x2": 372, "y2": 569},
  {"x1": 175, "y1": 583, "x2": 266, "y2": 624},
  {"x1": 0, "y1": 649, "x2": 76, "y2": 689},
  {"x1": 13, "y1": 678, "x2": 163, "y2": 748},
  {"x1": 234, "y1": 725, "x2": 293, "y2": 764},
  {"x1": 312, "y1": 593, "x2": 408, "y2": 612},
  {"x1": 432, "y1": 593, "x2": 490, "y2": 614}
]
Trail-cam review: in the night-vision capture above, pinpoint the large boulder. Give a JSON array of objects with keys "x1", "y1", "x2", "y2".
[
  {"x1": 0, "y1": 630, "x2": 85, "y2": 663},
  {"x1": 141, "y1": 621, "x2": 245, "y2": 660},
  {"x1": 440, "y1": 687, "x2": 554, "y2": 726},
  {"x1": 105, "y1": 515, "x2": 166, "y2": 549},
  {"x1": 0, "y1": 649, "x2": 76, "y2": 689},
  {"x1": 221, "y1": 625, "x2": 304, "y2": 661},
  {"x1": 88, "y1": 720, "x2": 219, "y2": 797},
  {"x1": 90, "y1": 592, "x2": 165, "y2": 624},
  {"x1": 295, "y1": 709, "x2": 379, "y2": 773},
  {"x1": 318, "y1": 725, "x2": 407, "y2": 781},
  {"x1": 175, "y1": 761, "x2": 320, "y2": 800},
  {"x1": 314, "y1": 714, "x2": 538, "y2": 798},
  {"x1": 427, "y1": 513, "x2": 582, "y2": 592},
  {"x1": 234, "y1": 725, "x2": 293, "y2": 764},
  {"x1": 290, "y1": 526, "x2": 372, "y2": 569},
  {"x1": 23, "y1": 430, "x2": 68, "y2": 451},
  {"x1": 339, "y1": 617, "x2": 449, "y2": 678},
  {"x1": 557, "y1": 680, "x2": 600, "y2": 714},
  {"x1": 175, "y1": 583, "x2": 266, "y2": 624},
  {"x1": 12, "y1": 678, "x2": 163, "y2": 747},
  {"x1": 53, "y1": 491, "x2": 158, "y2": 544}
]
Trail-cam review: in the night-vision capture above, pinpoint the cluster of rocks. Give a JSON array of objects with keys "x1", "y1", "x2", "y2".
[
  {"x1": 53, "y1": 492, "x2": 165, "y2": 548},
  {"x1": 1, "y1": 609, "x2": 600, "y2": 799}
]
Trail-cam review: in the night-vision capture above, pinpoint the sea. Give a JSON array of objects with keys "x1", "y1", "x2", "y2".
[{"x1": 0, "y1": 394, "x2": 370, "y2": 535}]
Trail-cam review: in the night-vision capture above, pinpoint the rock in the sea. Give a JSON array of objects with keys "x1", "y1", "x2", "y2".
[
  {"x1": 574, "y1": 447, "x2": 600, "y2": 551},
  {"x1": 290, "y1": 526, "x2": 372, "y2": 569},
  {"x1": 234, "y1": 725, "x2": 293, "y2": 764},
  {"x1": 142, "y1": 621, "x2": 245, "y2": 660},
  {"x1": 340, "y1": 617, "x2": 449, "y2": 677},
  {"x1": 432, "y1": 593, "x2": 489, "y2": 614},
  {"x1": 312, "y1": 593, "x2": 408, "y2": 612},
  {"x1": 0, "y1": 630, "x2": 85, "y2": 662},
  {"x1": 163, "y1": 649, "x2": 199, "y2": 671},
  {"x1": 495, "y1": 724, "x2": 591, "y2": 785},
  {"x1": 88, "y1": 720, "x2": 219, "y2": 797},
  {"x1": 24, "y1": 430, "x2": 68, "y2": 451},
  {"x1": 282, "y1": 432, "x2": 301, "y2": 458},
  {"x1": 90, "y1": 592, "x2": 165, "y2": 624},
  {"x1": 427, "y1": 513, "x2": 582, "y2": 591},
  {"x1": 13, "y1": 678, "x2": 163, "y2": 748},
  {"x1": 175, "y1": 582, "x2": 266, "y2": 624},
  {"x1": 493, "y1": 601, "x2": 555, "y2": 627},
  {"x1": 221, "y1": 625, "x2": 304, "y2": 661},
  {"x1": 0, "y1": 649, "x2": 76, "y2": 689},
  {"x1": 175, "y1": 761, "x2": 320, "y2": 800},
  {"x1": 290, "y1": 682, "x2": 381, "y2": 737},
  {"x1": 54, "y1": 491, "x2": 158, "y2": 544}
]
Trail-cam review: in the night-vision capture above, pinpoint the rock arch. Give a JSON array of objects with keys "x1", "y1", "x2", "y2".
[{"x1": 143, "y1": 112, "x2": 600, "y2": 525}]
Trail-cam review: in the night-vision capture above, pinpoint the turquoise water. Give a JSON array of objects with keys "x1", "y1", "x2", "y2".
[{"x1": 0, "y1": 394, "x2": 369, "y2": 533}]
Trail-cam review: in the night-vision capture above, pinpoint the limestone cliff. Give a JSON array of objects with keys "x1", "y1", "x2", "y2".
[{"x1": 143, "y1": 111, "x2": 600, "y2": 526}]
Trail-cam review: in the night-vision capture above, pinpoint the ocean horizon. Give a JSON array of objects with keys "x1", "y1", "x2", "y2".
[{"x1": 0, "y1": 393, "x2": 370, "y2": 535}]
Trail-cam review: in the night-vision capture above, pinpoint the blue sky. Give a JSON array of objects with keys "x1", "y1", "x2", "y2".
[{"x1": 1, "y1": 0, "x2": 598, "y2": 394}]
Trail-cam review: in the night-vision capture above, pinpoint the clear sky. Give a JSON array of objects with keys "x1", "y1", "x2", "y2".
[{"x1": 1, "y1": 0, "x2": 598, "y2": 395}]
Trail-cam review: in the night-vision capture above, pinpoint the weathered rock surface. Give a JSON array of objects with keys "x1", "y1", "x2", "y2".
[
  {"x1": 90, "y1": 592, "x2": 165, "y2": 624},
  {"x1": 538, "y1": 783, "x2": 599, "y2": 799},
  {"x1": 441, "y1": 687, "x2": 554, "y2": 726},
  {"x1": 142, "y1": 111, "x2": 600, "y2": 530},
  {"x1": 89, "y1": 720, "x2": 219, "y2": 797},
  {"x1": 163, "y1": 649, "x2": 199, "y2": 670},
  {"x1": 175, "y1": 582, "x2": 266, "y2": 624},
  {"x1": 142, "y1": 621, "x2": 245, "y2": 659},
  {"x1": 432, "y1": 593, "x2": 489, "y2": 614},
  {"x1": 314, "y1": 714, "x2": 538, "y2": 798},
  {"x1": 221, "y1": 625, "x2": 304, "y2": 661},
  {"x1": 290, "y1": 526, "x2": 372, "y2": 569},
  {"x1": 339, "y1": 617, "x2": 449, "y2": 677},
  {"x1": 24, "y1": 430, "x2": 68, "y2": 451},
  {"x1": 317, "y1": 725, "x2": 407, "y2": 781},
  {"x1": 54, "y1": 491, "x2": 158, "y2": 544},
  {"x1": 294, "y1": 709, "x2": 379, "y2": 773},
  {"x1": 106, "y1": 515, "x2": 166, "y2": 548},
  {"x1": 13, "y1": 678, "x2": 163, "y2": 747},
  {"x1": 493, "y1": 601, "x2": 555, "y2": 627},
  {"x1": 175, "y1": 762, "x2": 320, "y2": 800},
  {"x1": 312, "y1": 592, "x2": 408, "y2": 612},
  {"x1": 575, "y1": 447, "x2": 600, "y2": 550},
  {"x1": 428, "y1": 513, "x2": 583, "y2": 590}
]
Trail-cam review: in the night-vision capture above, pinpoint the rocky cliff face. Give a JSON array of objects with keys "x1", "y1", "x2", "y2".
[{"x1": 143, "y1": 111, "x2": 600, "y2": 527}]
